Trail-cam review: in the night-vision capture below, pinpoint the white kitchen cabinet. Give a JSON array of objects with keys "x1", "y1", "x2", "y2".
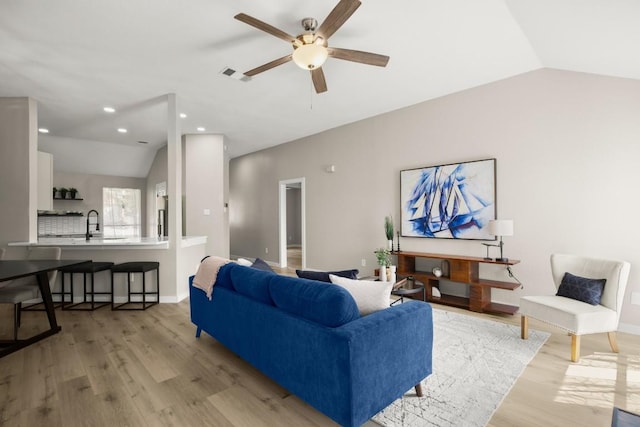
[{"x1": 37, "y1": 151, "x2": 53, "y2": 210}]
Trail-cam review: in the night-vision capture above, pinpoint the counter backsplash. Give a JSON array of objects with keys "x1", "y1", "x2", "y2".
[{"x1": 38, "y1": 215, "x2": 88, "y2": 237}]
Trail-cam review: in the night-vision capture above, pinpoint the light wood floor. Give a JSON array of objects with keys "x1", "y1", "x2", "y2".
[{"x1": 1, "y1": 291, "x2": 639, "y2": 426}]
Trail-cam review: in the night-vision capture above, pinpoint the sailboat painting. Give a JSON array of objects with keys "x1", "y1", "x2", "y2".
[{"x1": 400, "y1": 159, "x2": 496, "y2": 240}]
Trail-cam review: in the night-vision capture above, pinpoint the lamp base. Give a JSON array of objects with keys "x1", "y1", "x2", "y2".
[{"x1": 495, "y1": 257, "x2": 509, "y2": 262}]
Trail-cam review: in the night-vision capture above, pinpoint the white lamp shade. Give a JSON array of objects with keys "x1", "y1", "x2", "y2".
[
  {"x1": 292, "y1": 44, "x2": 328, "y2": 70},
  {"x1": 488, "y1": 219, "x2": 513, "y2": 237}
]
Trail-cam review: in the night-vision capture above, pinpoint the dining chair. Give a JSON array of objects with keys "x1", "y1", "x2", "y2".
[{"x1": 0, "y1": 247, "x2": 61, "y2": 339}]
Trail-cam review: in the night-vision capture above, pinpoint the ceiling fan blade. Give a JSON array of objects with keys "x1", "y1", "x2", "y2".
[
  {"x1": 327, "y1": 47, "x2": 389, "y2": 67},
  {"x1": 317, "y1": 0, "x2": 361, "y2": 40},
  {"x1": 235, "y1": 13, "x2": 298, "y2": 44},
  {"x1": 244, "y1": 54, "x2": 293, "y2": 77},
  {"x1": 311, "y1": 68, "x2": 328, "y2": 93}
]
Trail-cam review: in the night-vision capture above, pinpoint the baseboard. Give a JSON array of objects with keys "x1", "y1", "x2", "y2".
[{"x1": 618, "y1": 322, "x2": 640, "y2": 336}]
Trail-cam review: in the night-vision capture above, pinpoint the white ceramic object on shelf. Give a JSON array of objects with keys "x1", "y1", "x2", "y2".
[
  {"x1": 379, "y1": 265, "x2": 387, "y2": 282},
  {"x1": 433, "y1": 267, "x2": 443, "y2": 277}
]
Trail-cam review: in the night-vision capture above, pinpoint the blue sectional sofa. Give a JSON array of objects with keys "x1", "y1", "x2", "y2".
[{"x1": 189, "y1": 263, "x2": 433, "y2": 427}]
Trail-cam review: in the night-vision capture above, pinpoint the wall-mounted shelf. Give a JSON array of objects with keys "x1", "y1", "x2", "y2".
[
  {"x1": 53, "y1": 197, "x2": 84, "y2": 200},
  {"x1": 394, "y1": 251, "x2": 521, "y2": 315}
]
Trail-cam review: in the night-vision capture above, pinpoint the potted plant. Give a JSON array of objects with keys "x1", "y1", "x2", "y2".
[
  {"x1": 69, "y1": 187, "x2": 78, "y2": 199},
  {"x1": 58, "y1": 187, "x2": 68, "y2": 199},
  {"x1": 375, "y1": 248, "x2": 391, "y2": 281},
  {"x1": 384, "y1": 216, "x2": 394, "y2": 251}
]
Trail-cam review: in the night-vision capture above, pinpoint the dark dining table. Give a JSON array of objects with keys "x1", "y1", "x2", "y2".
[{"x1": 0, "y1": 259, "x2": 90, "y2": 358}]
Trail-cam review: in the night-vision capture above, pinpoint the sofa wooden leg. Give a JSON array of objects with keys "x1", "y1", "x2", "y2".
[
  {"x1": 571, "y1": 334, "x2": 580, "y2": 362},
  {"x1": 608, "y1": 332, "x2": 619, "y2": 353},
  {"x1": 521, "y1": 315, "x2": 528, "y2": 340},
  {"x1": 414, "y1": 383, "x2": 423, "y2": 397}
]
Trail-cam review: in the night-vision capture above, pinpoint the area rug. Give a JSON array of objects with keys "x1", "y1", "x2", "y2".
[{"x1": 372, "y1": 309, "x2": 550, "y2": 427}]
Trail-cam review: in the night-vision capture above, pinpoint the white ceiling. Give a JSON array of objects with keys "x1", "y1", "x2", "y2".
[{"x1": 1, "y1": 0, "x2": 639, "y2": 177}]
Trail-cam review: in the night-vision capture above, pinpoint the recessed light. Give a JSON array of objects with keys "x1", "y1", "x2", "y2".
[
  {"x1": 197, "y1": 127, "x2": 206, "y2": 132},
  {"x1": 179, "y1": 113, "x2": 187, "y2": 119},
  {"x1": 103, "y1": 106, "x2": 116, "y2": 113},
  {"x1": 38, "y1": 128, "x2": 49, "y2": 134},
  {"x1": 117, "y1": 128, "x2": 128, "y2": 133}
]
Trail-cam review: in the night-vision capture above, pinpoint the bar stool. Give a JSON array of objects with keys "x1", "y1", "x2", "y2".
[
  {"x1": 59, "y1": 261, "x2": 114, "y2": 310},
  {"x1": 111, "y1": 262, "x2": 160, "y2": 310}
]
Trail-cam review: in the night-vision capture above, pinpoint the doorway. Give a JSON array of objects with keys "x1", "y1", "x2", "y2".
[{"x1": 279, "y1": 178, "x2": 306, "y2": 270}]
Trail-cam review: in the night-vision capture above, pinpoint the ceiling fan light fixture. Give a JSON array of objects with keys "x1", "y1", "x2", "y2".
[{"x1": 292, "y1": 43, "x2": 328, "y2": 70}]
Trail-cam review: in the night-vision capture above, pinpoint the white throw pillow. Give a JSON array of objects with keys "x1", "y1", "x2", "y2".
[
  {"x1": 329, "y1": 274, "x2": 394, "y2": 315},
  {"x1": 236, "y1": 257, "x2": 253, "y2": 267}
]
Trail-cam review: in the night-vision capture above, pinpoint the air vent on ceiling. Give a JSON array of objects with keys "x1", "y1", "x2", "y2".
[{"x1": 220, "y1": 67, "x2": 251, "y2": 82}]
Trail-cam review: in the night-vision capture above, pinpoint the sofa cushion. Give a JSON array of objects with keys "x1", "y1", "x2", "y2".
[
  {"x1": 230, "y1": 264, "x2": 275, "y2": 305},
  {"x1": 556, "y1": 272, "x2": 606, "y2": 305},
  {"x1": 213, "y1": 263, "x2": 236, "y2": 290},
  {"x1": 329, "y1": 275, "x2": 394, "y2": 315},
  {"x1": 269, "y1": 275, "x2": 360, "y2": 327},
  {"x1": 296, "y1": 269, "x2": 359, "y2": 282}
]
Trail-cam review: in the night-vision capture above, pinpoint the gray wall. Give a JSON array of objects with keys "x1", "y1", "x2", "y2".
[
  {"x1": 146, "y1": 145, "x2": 168, "y2": 237},
  {"x1": 0, "y1": 97, "x2": 37, "y2": 252},
  {"x1": 229, "y1": 69, "x2": 640, "y2": 329},
  {"x1": 184, "y1": 134, "x2": 229, "y2": 257},
  {"x1": 53, "y1": 171, "x2": 147, "y2": 235}
]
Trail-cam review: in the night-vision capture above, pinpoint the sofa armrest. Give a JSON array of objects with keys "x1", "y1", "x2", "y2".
[{"x1": 336, "y1": 301, "x2": 433, "y2": 425}]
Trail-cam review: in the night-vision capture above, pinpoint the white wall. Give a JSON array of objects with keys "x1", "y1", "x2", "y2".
[
  {"x1": 39, "y1": 135, "x2": 157, "y2": 178},
  {"x1": 230, "y1": 69, "x2": 640, "y2": 329}
]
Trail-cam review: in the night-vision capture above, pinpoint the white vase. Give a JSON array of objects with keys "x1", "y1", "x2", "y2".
[
  {"x1": 389, "y1": 265, "x2": 397, "y2": 283},
  {"x1": 379, "y1": 265, "x2": 387, "y2": 282},
  {"x1": 387, "y1": 240, "x2": 393, "y2": 251}
]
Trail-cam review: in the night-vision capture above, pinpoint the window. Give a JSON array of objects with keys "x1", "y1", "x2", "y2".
[{"x1": 102, "y1": 187, "x2": 141, "y2": 238}]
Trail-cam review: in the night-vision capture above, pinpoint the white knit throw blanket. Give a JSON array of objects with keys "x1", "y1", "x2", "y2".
[{"x1": 192, "y1": 256, "x2": 232, "y2": 299}]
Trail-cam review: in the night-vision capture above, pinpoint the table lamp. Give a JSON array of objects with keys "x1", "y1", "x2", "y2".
[{"x1": 488, "y1": 219, "x2": 513, "y2": 262}]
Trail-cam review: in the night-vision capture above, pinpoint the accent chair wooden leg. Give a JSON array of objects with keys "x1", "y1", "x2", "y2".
[
  {"x1": 571, "y1": 334, "x2": 580, "y2": 362},
  {"x1": 608, "y1": 332, "x2": 619, "y2": 353},
  {"x1": 521, "y1": 315, "x2": 528, "y2": 340},
  {"x1": 414, "y1": 383, "x2": 423, "y2": 397}
]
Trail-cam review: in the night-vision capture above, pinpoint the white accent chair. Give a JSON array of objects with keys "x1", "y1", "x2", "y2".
[{"x1": 520, "y1": 254, "x2": 630, "y2": 362}]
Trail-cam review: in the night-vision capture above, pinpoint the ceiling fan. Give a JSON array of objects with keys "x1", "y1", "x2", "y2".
[{"x1": 234, "y1": 0, "x2": 389, "y2": 93}]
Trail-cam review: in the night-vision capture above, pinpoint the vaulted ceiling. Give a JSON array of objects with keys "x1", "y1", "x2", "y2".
[{"x1": 1, "y1": 0, "x2": 638, "y2": 177}]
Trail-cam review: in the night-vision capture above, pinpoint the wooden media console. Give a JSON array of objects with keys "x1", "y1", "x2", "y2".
[{"x1": 394, "y1": 251, "x2": 520, "y2": 315}]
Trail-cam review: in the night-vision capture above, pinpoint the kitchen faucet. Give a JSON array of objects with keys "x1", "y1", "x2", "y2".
[{"x1": 86, "y1": 210, "x2": 100, "y2": 241}]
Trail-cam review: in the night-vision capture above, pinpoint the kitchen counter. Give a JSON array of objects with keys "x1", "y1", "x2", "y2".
[{"x1": 8, "y1": 236, "x2": 206, "y2": 250}]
